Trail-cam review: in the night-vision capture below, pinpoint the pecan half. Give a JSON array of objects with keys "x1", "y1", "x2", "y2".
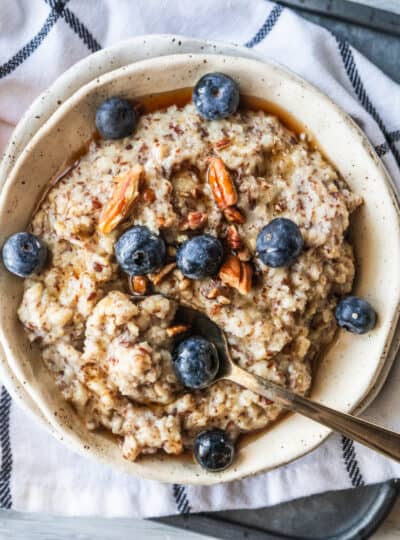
[
  {"x1": 130, "y1": 275, "x2": 149, "y2": 295},
  {"x1": 98, "y1": 165, "x2": 143, "y2": 234},
  {"x1": 207, "y1": 157, "x2": 237, "y2": 210},
  {"x1": 166, "y1": 324, "x2": 191, "y2": 337},
  {"x1": 226, "y1": 225, "x2": 243, "y2": 250},
  {"x1": 239, "y1": 263, "x2": 253, "y2": 295},
  {"x1": 219, "y1": 255, "x2": 253, "y2": 295},
  {"x1": 223, "y1": 206, "x2": 245, "y2": 224},
  {"x1": 149, "y1": 262, "x2": 176, "y2": 285}
]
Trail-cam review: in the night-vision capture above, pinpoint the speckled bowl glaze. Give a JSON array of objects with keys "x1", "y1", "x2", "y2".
[{"x1": 0, "y1": 51, "x2": 399, "y2": 485}]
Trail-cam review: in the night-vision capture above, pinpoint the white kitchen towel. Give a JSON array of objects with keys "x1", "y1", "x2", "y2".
[{"x1": 0, "y1": 0, "x2": 399, "y2": 518}]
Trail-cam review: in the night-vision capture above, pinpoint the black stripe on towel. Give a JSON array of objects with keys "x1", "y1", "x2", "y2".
[
  {"x1": 375, "y1": 130, "x2": 400, "y2": 157},
  {"x1": 0, "y1": 0, "x2": 69, "y2": 79},
  {"x1": 341, "y1": 436, "x2": 365, "y2": 488},
  {"x1": 0, "y1": 387, "x2": 12, "y2": 509},
  {"x1": 45, "y1": 0, "x2": 102, "y2": 53},
  {"x1": 375, "y1": 142, "x2": 389, "y2": 157},
  {"x1": 389, "y1": 130, "x2": 400, "y2": 142},
  {"x1": 244, "y1": 4, "x2": 284, "y2": 48},
  {"x1": 173, "y1": 483, "x2": 191, "y2": 514},
  {"x1": 335, "y1": 36, "x2": 400, "y2": 167}
]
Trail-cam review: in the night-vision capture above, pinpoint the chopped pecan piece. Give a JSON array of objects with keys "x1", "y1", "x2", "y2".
[
  {"x1": 207, "y1": 157, "x2": 237, "y2": 210},
  {"x1": 226, "y1": 225, "x2": 243, "y2": 251},
  {"x1": 215, "y1": 137, "x2": 231, "y2": 149},
  {"x1": 130, "y1": 275, "x2": 149, "y2": 295},
  {"x1": 223, "y1": 206, "x2": 245, "y2": 224},
  {"x1": 166, "y1": 324, "x2": 191, "y2": 337},
  {"x1": 98, "y1": 165, "x2": 143, "y2": 234},
  {"x1": 92, "y1": 197, "x2": 102, "y2": 210},
  {"x1": 149, "y1": 262, "x2": 176, "y2": 285},
  {"x1": 143, "y1": 187, "x2": 156, "y2": 204},
  {"x1": 219, "y1": 255, "x2": 253, "y2": 295},
  {"x1": 180, "y1": 211, "x2": 207, "y2": 231},
  {"x1": 274, "y1": 201, "x2": 286, "y2": 213},
  {"x1": 219, "y1": 255, "x2": 240, "y2": 289}
]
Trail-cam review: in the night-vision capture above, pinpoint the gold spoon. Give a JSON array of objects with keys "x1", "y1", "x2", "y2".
[{"x1": 132, "y1": 294, "x2": 400, "y2": 462}]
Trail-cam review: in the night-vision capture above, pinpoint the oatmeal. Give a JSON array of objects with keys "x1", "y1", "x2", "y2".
[{"x1": 18, "y1": 102, "x2": 361, "y2": 461}]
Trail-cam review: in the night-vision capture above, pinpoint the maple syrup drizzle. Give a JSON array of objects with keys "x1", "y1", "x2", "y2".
[{"x1": 133, "y1": 87, "x2": 315, "y2": 145}]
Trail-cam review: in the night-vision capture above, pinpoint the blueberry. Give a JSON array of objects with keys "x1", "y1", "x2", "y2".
[
  {"x1": 194, "y1": 429, "x2": 235, "y2": 472},
  {"x1": 193, "y1": 73, "x2": 240, "y2": 120},
  {"x1": 2, "y1": 232, "x2": 47, "y2": 278},
  {"x1": 256, "y1": 218, "x2": 303, "y2": 268},
  {"x1": 95, "y1": 97, "x2": 138, "y2": 140},
  {"x1": 115, "y1": 226, "x2": 165, "y2": 276},
  {"x1": 335, "y1": 296, "x2": 377, "y2": 334},
  {"x1": 173, "y1": 336, "x2": 219, "y2": 389},
  {"x1": 176, "y1": 234, "x2": 223, "y2": 279}
]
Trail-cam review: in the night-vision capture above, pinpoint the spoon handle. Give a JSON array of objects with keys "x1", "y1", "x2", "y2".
[{"x1": 227, "y1": 364, "x2": 400, "y2": 462}]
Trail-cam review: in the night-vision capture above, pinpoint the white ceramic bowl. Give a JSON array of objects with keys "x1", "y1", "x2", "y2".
[{"x1": 0, "y1": 52, "x2": 399, "y2": 485}]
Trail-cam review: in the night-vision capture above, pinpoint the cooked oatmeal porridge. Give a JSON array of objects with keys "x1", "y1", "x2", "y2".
[{"x1": 17, "y1": 100, "x2": 362, "y2": 461}]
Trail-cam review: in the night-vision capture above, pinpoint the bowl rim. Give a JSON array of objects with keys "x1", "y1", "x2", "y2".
[{"x1": 1, "y1": 50, "x2": 400, "y2": 485}]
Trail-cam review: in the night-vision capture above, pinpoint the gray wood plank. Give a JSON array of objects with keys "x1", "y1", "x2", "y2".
[
  {"x1": 0, "y1": 510, "x2": 213, "y2": 540},
  {"x1": 283, "y1": 2, "x2": 400, "y2": 83},
  {"x1": 278, "y1": 0, "x2": 400, "y2": 35},
  {"x1": 351, "y1": 0, "x2": 400, "y2": 15}
]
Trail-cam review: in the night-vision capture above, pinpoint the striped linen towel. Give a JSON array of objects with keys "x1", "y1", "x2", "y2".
[{"x1": 0, "y1": 0, "x2": 399, "y2": 518}]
